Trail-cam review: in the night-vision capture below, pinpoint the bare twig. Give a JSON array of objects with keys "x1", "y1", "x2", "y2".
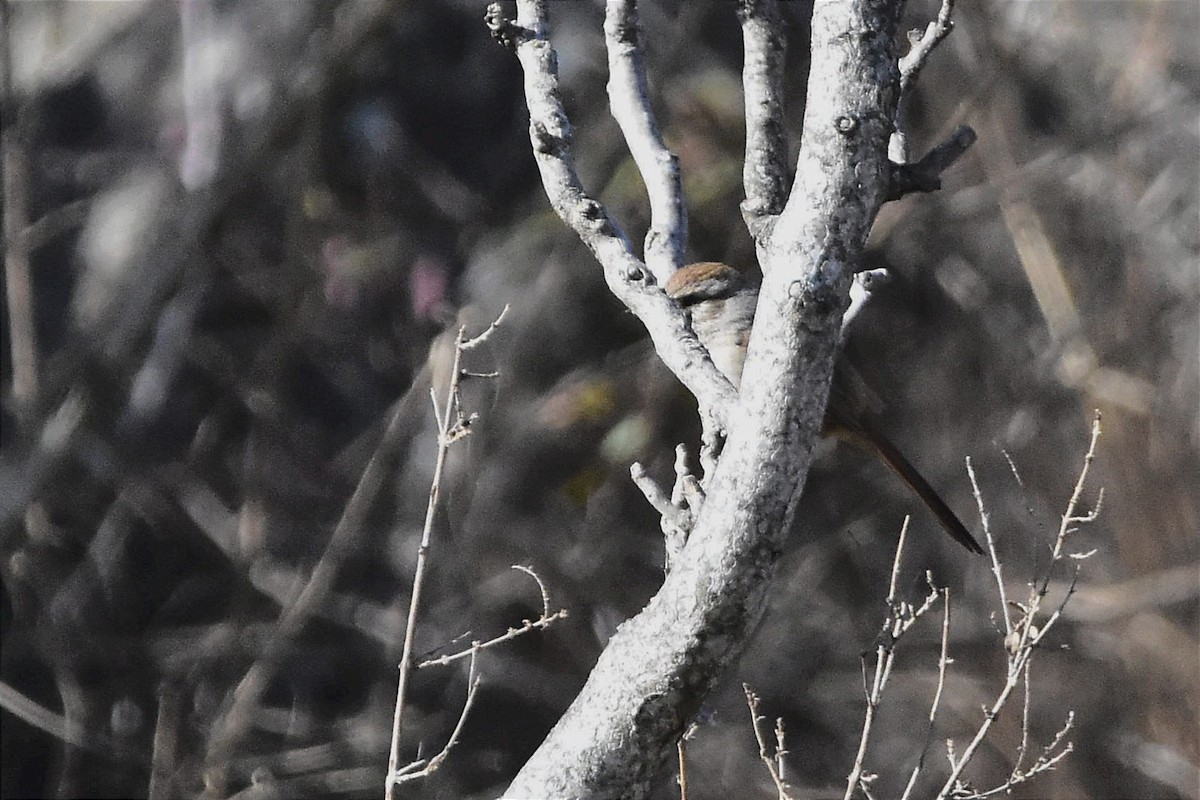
[
  {"x1": 745, "y1": 685, "x2": 793, "y2": 800},
  {"x1": 632, "y1": 444, "x2": 705, "y2": 571},
  {"x1": 674, "y1": 444, "x2": 705, "y2": 511},
  {"x1": 886, "y1": 0, "x2": 974, "y2": 196},
  {"x1": 773, "y1": 717, "x2": 789, "y2": 791},
  {"x1": 967, "y1": 456, "x2": 1012, "y2": 640},
  {"x1": 888, "y1": 126, "x2": 978, "y2": 200},
  {"x1": 698, "y1": 415, "x2": 723, "y2": 485},
  {"x1": 391, "y1": 652, "x2": 483, "y2": 786},
  {"x1": 845, "y1": 519, "x2": 946, "y2": 800},
  {"x1": 899, "y1": 0, "x2": 956, "y2": 94},
  {"x1": 386, "y1": 314, "x2": 507, "y2": 799},
  {"x1": 1013, "y1": 412, "x2": 1103, "y2": 664},
  {"x1": 890, "y1": 0, "x2": 957, "y2": 164},
  {"x1": 676, "y1": 738, "x2": 689, "y2": 800},
  {"x1": 938, "y1": 414, "x2": 1101, "y2": 799},
  {"x1": 630, "y1": 462, "x2": 687, "y2": 526},
  {"x1": 204, "y1": 342, "x2": 456, "y2": 790},
  {"x1": 459, "y1": 304, "x2": 510, "y2": 351},
  {"x1": 631, "y1": 462, "x2": 692, "y2": 570},
  {"x1": 676, "y1": 721, "x2": 700, "y2": 800},
  {"x1": 847, "y1": 412, "x2": 1095, "y2": 800},
  {"x1": 899, "y1": 588, "x2": 952, "y2": 800},
  {"x1": 1013, "y1": 658, "x2": 1035, "y2": 778},
  {"x1": 417, "y1": 566, "x2": 568, "y2": 669}
]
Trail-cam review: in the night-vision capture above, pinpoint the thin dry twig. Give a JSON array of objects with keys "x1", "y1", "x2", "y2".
[
  {"x1": 417, "y1": 565, "x2": 568, "y2": 669},
  {"x1": 676, "y1": 720, "x2": 700, "y2": 800},
  {"x1": 674, "y1": 444, "x2": 705, "y2": 510},
  {"x1": 848, "y1": 415, "x2": 1098, "y2": 800},
  {"x1": 773, "y1": 717, "x2": 789, "y2": 790},
  {"x1": 891, "y1": 0, "x2": 956, "y2": 165},
  {"x1": 899, "y1": 588, "x2": 953, "y2": 800},
  {"x1": 967, "y1": 456, "x2": 1012, "y2": 640},
  {"x1": 744, "y1": 685, "x2": 793, "y2": 800},
  {"x1": 630, "y1": 462, "x2": 687, "y2": 526},
  {"x1": 459, "y1": 304, "x2": 510, "y2": 351},
  {"x1": 386, "y1": 313, "x2": 507, "y2": 799},
  {"x1": 205, "y1": 342, "x2": 447, "y2": 784},
  {"x1": 887, "y1": 0, "x2": 975, "y2": 192},
  {"x1": 898, "y1": 0, "x2": 956, "y2": 93},
  {"x1": 845, "y1": 518, "x2": 945, "y2": 800},
  {"x1": 392, "y1": 651, "x2": 484, "y2": 787},
  {"x1": 888, "y1": 126, "x2": 978, "y2": 200},
  {"x1": 938, "y1": 413, "x2": 1101, "y2": 799}
]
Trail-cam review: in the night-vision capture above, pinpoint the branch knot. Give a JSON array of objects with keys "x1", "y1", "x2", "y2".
[{"x1": 485, "y1": 3, "x2": 533, "y2": 51}]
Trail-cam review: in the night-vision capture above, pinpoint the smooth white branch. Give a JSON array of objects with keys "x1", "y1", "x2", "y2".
[
  {"x1": 604, "y1": 0, "x2": 687, "y2": 283},
  {"x1": 489, "y1": 0, "x2": 737, "y2": 428}
]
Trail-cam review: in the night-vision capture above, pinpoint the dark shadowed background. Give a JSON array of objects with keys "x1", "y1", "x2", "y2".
[{"x1": 1, "y1": 1, "x2": 1196, "y2": 798}]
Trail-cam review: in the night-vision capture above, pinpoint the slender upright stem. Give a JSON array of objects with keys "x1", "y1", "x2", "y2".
[{"x1": 385, "y1": 328, "x2": 466, "y2": 800}]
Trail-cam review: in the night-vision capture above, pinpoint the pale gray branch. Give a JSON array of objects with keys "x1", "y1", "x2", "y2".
[
  {"x1": 843, "y1": 267, "x2": 892, "y2": 336},
  {"x1": 604, "y1": 0, "x2": 687, "y2": 283},
  {"x1": 898, "y1": 0, "x2": 956, "y2": 94},
  {"x1": 889, "y1": 0, "x2": 969, "y2": 168},
  {"x1": 737, "y1": 0, "x2": 789, "y2": 242},
  {"x1": 500, "y1": 0, "x2": 908, "y2": 796},
  {"x1": 489, "y1": 0, "x2": 737, "y2": 428}
]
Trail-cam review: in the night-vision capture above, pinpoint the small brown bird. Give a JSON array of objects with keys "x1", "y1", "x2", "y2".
[{"x1": 666, "y1": 261, "x2": 983, "y2": 554}]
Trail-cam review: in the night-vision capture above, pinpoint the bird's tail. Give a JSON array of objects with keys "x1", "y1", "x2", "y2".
[{"x1": 828, "y1": 405, "x2": 984, "y2": 555}]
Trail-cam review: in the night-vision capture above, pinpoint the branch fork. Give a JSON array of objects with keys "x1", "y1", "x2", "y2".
[{"x1": 488, "y1": 1, "x2": 978, "y2": 796}]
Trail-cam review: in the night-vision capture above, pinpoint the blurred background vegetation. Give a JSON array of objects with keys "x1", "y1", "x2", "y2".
[{"x1": 1, "y1": 1, "x2": 1196, "y2": 798}]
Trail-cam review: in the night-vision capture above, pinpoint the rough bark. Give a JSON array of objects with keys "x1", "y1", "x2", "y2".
[{"x1": 501, "y1": 0, "x2": 908, "y2": 796}]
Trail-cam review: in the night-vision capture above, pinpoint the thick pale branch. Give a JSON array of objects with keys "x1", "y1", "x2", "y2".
[
  {"x1": 604, "y1": 0, "x2": 687, "y2": 283},
  {"x1": 737, "y1": 0, "x2": 789, "y2": 241},
  {"x1": 492, "y1": 0, "x2": 737, "y2": 427}
]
